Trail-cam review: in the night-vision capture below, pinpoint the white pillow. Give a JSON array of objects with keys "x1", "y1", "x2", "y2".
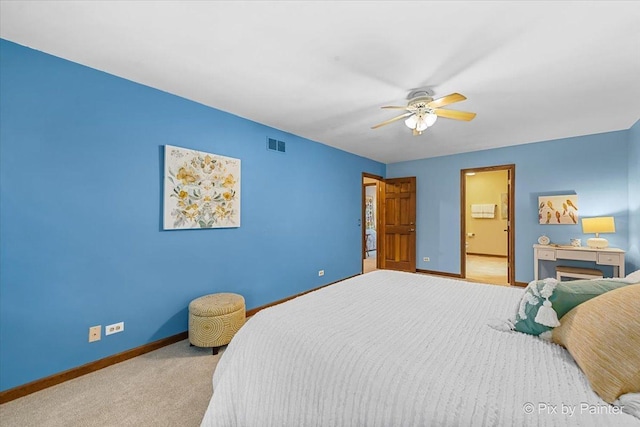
[
  {"x1": 625, "y1": 269, "x2": 640, "y2": 283},
  {"x1": 615, "y1": 393, "x2": 640, "y2": 420}
]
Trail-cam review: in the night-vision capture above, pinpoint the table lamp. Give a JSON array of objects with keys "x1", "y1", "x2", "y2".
[{"x1": 581, "y1": 216, "x2": 615, "y2": 248}]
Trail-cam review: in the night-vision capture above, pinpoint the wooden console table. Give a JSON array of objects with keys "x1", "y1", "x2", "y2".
[{"x1": 533, "y1": 244, "x2": 625, "y2": 280}]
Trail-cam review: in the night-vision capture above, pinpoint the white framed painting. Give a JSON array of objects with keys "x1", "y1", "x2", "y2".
[
  {"x1": 538, "y1": 195, "x2": 578, "y2": 225},
  {"x1": 164, "y1": 145, "x2": 241, "y2": 229}
]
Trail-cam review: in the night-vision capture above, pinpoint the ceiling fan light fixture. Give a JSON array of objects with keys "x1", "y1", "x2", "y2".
[
  {"x1": 404, "y1": 114, "x2": 418, "y2": 129},
  {"x1": 425, "y1": 112, "x2": 437, "y2": 127},
  {"x1": 415, "y1": 117, "x2": 429, "y2": 132},
  {"x1": 406, "y1": 111, "x2": 436, "y2": 132}
]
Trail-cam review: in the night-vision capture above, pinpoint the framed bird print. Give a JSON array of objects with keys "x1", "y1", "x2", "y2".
[{"x1": 538, "y1": 195, "x2": 578, "y2": 225}]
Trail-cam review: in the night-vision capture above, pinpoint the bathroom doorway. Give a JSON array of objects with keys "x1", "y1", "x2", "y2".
[{"x1": 460, "y1": 164, "x2": 515, "y2": 286}]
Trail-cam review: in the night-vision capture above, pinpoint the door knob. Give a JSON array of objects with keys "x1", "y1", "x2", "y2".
[{"x1": 409, "y1": 229, "x2": 415, "y2": 232}]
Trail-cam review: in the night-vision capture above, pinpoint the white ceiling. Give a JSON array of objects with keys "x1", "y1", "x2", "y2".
[{"x1": 2, "y1": 1, "x2": 639, "y2": 164}]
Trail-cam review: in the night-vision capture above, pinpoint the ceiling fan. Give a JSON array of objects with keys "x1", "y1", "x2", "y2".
[{"x1": 371, "y1": 89, "x2": 476, "y2": 136}]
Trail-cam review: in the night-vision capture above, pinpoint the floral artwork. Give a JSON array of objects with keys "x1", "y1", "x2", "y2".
[
  {"x1": 164, "y1": 145, "x2": 240, "y2": 229},
  {"x1": 365, "y1": 196, "x2": 375, "y2": 229},
  {"x1": 538, "y1": 195, "x2": 578, "y2": 225}
]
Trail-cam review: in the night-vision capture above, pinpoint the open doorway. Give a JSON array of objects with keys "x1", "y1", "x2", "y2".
[
  {"x1": 362, "y1": 173, "x2": 382, "y2": 273},
  {"x1": 460, "y1": 165, "x2": 515, "y2": 286}
]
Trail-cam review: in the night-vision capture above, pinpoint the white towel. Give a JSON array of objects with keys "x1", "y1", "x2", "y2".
[
  {"x1": 471, "y1": 204, "x2": 495, "y2": 218},
  {"x1": 481, "y1": 204, "x2": 495, "y2": 218}
]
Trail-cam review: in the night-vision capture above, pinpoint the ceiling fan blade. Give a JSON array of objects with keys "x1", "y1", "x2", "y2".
[
  {"x1": 381, "y1": 106, "x2": 411, "y2": 110},
  {"x1": 427, "y1": 93, "x2": 466, "y2": 108},
  {"x1": 434, "y1": 108, "x2": 476, "y2": 121},
  {"x1": 371, "y1": 112, "x2": 413, "y2": 129}
]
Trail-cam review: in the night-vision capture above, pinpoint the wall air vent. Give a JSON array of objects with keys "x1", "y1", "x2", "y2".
[{"x1": 267, "y1": 137, "x2": 286, "y2": 153}]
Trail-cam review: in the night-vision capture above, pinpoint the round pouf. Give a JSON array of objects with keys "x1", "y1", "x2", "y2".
[{"x1": 189, "y1": 293, "x2": 245, "y2": 355}]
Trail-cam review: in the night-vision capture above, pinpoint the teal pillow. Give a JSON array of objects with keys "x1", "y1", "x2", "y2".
[{"x1": 513, "y1": 278, "x2": 630, "y2": 336}]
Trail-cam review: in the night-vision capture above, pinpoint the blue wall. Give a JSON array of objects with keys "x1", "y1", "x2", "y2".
[
  {"x1": 628, "y1": 120, "x2": 640, "y2": 269},
  {"x1": 0, "y1": 40, "x2": 384, "y2": 391},
  {"x1": 387, "y1": 131, "x2": 636, "y2": 282}
]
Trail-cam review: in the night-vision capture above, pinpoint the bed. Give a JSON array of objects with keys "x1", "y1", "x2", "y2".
[
  {"x1": 201, "y1": 270, "x2": 639, "y2": 426},
  {"x1": 365, "y1": 228, "x2": 376, "y2": 253}
]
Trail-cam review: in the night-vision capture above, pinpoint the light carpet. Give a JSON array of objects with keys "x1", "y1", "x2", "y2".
[
  {"x1": 0, "y1": 340, "x2": 220, "y2": 427},
  {"x1": 466, "y1": 254, "x2": 509, "y2": 286}
]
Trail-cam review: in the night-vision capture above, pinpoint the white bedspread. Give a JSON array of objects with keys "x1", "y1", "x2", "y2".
[{"x1": 201, "y1": 270, "x2": 639, "y2": 426}]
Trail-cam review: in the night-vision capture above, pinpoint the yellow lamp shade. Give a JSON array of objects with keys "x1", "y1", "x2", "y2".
[{"x1": 582, "y1": 217, "x2": 616, "y2": 234}]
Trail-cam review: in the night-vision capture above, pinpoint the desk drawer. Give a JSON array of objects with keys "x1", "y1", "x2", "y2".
[
  {"x1": 537, "y1": 249, "x2": 556, "y2": 261},
  {"x1": 598, "y1": 253, "x2": 621, "y2": 266},
  {"x1": 556, "y1": 249, "x2": 597, "y2": 262}
]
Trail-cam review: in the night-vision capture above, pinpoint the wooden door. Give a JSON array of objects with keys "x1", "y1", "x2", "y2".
[
  {"x1": 379, "y1": 177, "x2": 416, "y2": 272},
  {"x1": 506, "y1": 168, "x2": 515, "y2": 285}
]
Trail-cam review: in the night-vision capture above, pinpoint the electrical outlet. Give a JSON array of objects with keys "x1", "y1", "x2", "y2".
[
  {"x1": 105, "y1": 321, "x2": 125, "y2": 336},
  {"x1": 423, "y1": 257, "x2": 430, "y2": 262},
  {"x1": 89, "y1": 325, "x2": 101, "y2": 342},
  {"x1": 318, "y1": 270, "x2": 324, "y2": 277}
]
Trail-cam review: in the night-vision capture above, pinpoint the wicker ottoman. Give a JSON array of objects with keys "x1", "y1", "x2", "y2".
[{"x1": 189, "y1": 293, "x2": 245, "y2": 355}]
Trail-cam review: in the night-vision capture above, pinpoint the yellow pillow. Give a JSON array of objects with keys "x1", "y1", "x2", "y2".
[{"x1": 552, "y1": 284, "x2": 640, "y2": 403}]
